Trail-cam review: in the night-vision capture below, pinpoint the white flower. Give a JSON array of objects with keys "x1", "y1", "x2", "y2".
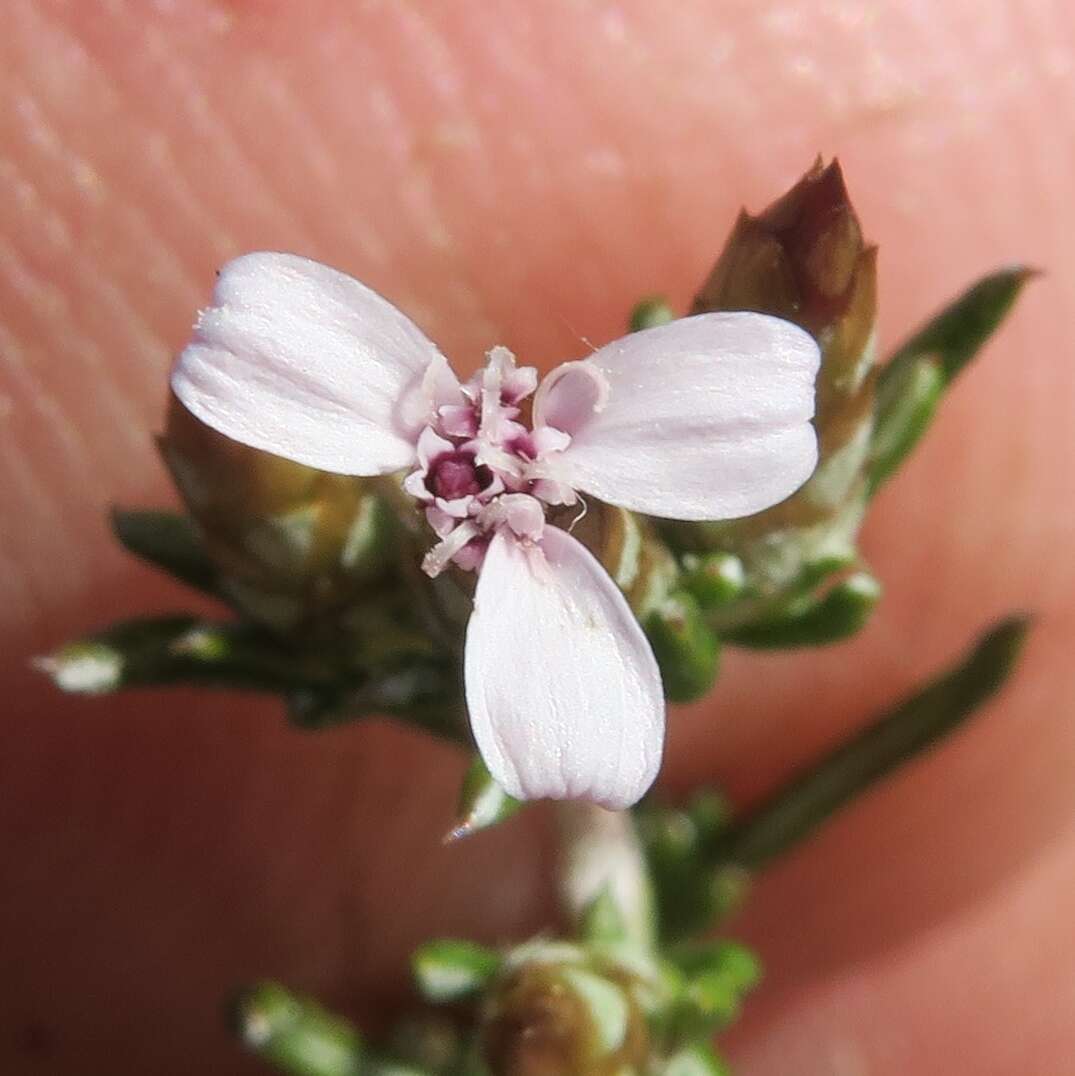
[{"x1": 172, "y1": 253, "x2": 820, "y2": 809}]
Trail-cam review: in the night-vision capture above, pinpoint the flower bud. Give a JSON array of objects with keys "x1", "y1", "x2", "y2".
[
  {"x1": 161, "y1": 394, "x2": 411, "y2": 635},
  {"x1": 636, "y1": 792, "x2": 743, "y2": 940},
  {"x1": 678, "y1": 552, "x2": 746, "y2": 611},
  {"x1": 671, "y1": 160, "x2": 878, "y2": 623},
  {"x1": 629, "y1": 297, "x2": 675, "y2": 332},
  {"x1": 481, "y1": 944, "x2": 651, "y2": 1076}
]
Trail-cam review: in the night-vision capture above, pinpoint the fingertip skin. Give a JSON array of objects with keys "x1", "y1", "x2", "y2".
[{"x1": 2, "y1": 3, "x2": 1073, "y2": 1074}]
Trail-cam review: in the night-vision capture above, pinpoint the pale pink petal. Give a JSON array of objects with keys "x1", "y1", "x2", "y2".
[
  {"x1": 532, "y1": 313, "x2": 821, "y2": 520},
  {"x1": 171, "y1": 252, "x2": 456, "y2": 475},
  {"x1": 465, "y1": 526, "x2": 664, "y2": 809}
]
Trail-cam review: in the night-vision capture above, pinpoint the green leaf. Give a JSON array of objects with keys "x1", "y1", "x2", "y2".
[
  {"x1": 286, "y1": 657, "x2": 464, "y2": 742},
  {"x1": 412, "y1": 939, "x2": 501, "y2": 1004},
  {"x1": 36, "y1": 615, "x2": 321, "y2": 695},
  {"x1": 671, "y1": 940, "x2": 762, "y2": 991},
  {"x1": 444, "y1": 754, "x2": 522, "y2": 842},
  {"x1": 645, "y1": 591, "x2": 721, "y2": 701},
  {"x1": 869, "y1": 266, "x2": 1035, "y2": 493},
  {"x1": 716, "y1": 616, "x2": 1030, "y2": 869},
  {"x1": 678, "y1": 552, "x2": 746, "y2": 611},
  {"x1": 38, "y1": 616, "x2": 467, "y2": 741},
  {"x1": 723, "y1": 572, "x2": 881, "y2": 649},
  {"x1": 638, "y1": 792, "x2": 740, "y2": 943},
  {"x1": 111, "y1": 508, "x2": 219, "y2": 596},
  {"x1": 232, "y1": 982, "x2": 365, "y2": 1076},
  {"x1": 868, "y1": 354, "x2": 946, "y2": 493},
  {"x1": 658, "y1": 941, "x2": 762, "y2": 1041}
]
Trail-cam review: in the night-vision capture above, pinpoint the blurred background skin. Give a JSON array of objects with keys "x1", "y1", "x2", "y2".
[{"x1": 2, "y1": 1, "x2": 1074, "y2": 1072}]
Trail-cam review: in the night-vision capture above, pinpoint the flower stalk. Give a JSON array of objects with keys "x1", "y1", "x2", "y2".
[{"x1": 556, "y1": 801, "x2": 657, "y2": 953}]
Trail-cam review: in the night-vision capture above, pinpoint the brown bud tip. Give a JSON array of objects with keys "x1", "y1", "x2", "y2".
[
  {"x1": 671, "y1": 160, "x2": 880, "y2": 565},
  {"x1": 483, "y1": 968, "x2": 586, "y2": 1076},
  {"x1": 692, "y1": 158, "x2": 872, "y2": 342}
]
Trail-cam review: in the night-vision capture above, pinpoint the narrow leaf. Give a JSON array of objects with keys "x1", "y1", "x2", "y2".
[
  {"x1": 888, "y1": 266, "x2": 1037, "y2": 383},
  {"x1": 638, "y1": 792, "x2": 739, "y2": 943},
  {"x1": 645, "y1": 591, "x2": 721, "y2": 701},
  {"x1": 36, "y1": 615, "x2": 318, "y2": 695},
  {"x1": 38, "y1": 617, "x2": 467, "y2": 741},
  {"x1": 869, "y1": 267, "x2": 1035, "y2": 493},
  {"x1": 717, "y1": 617, "x2": 1030, "y2": 869},
  {"x1": 724, "y1": 572, "x2": 881, "y2": 649},
  {"x1": 444, "y1": 754, "x2": 522, "y2": 842},
  {"x1": 111, "y1": 508, "x2": 219, "y2": 595},
  {"x1": 287, "y1": 658, "x2": 464, "y2": 743},
  {"x1": 232, "y1": 982, "x2": 365, "y2": 1076},
  {"x1": 868, "y1": 354, "x2": 945, "y2": 493}
]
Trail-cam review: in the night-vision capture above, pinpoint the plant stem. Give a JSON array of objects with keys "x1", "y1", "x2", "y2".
[
  {"x1": 715, "y1": 616, "x2": 1029, "y2": 869},
  {"x1": 555, "y1": 802, "x2": 657, "y2": 951}
]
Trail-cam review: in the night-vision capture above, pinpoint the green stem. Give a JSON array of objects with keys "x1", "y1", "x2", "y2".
[
  {"x1": 555, "y1": 802, "x2": 657, "y2": 951},
  {"x1": 715, "y1": 617, "x2": 1029, "y2": 869}
]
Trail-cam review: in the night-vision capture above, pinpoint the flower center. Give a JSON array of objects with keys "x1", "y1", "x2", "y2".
[
  {"x1": 429, "y1": 452, "x2": 489, "y2": 500},
  {"x1": 407, "y1": 347, "x2": 578, "y2": 578}
]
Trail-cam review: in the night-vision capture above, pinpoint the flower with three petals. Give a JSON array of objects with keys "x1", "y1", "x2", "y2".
[{"x1": 172, "y1": 253, "x2": 820, "y2": 809}]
